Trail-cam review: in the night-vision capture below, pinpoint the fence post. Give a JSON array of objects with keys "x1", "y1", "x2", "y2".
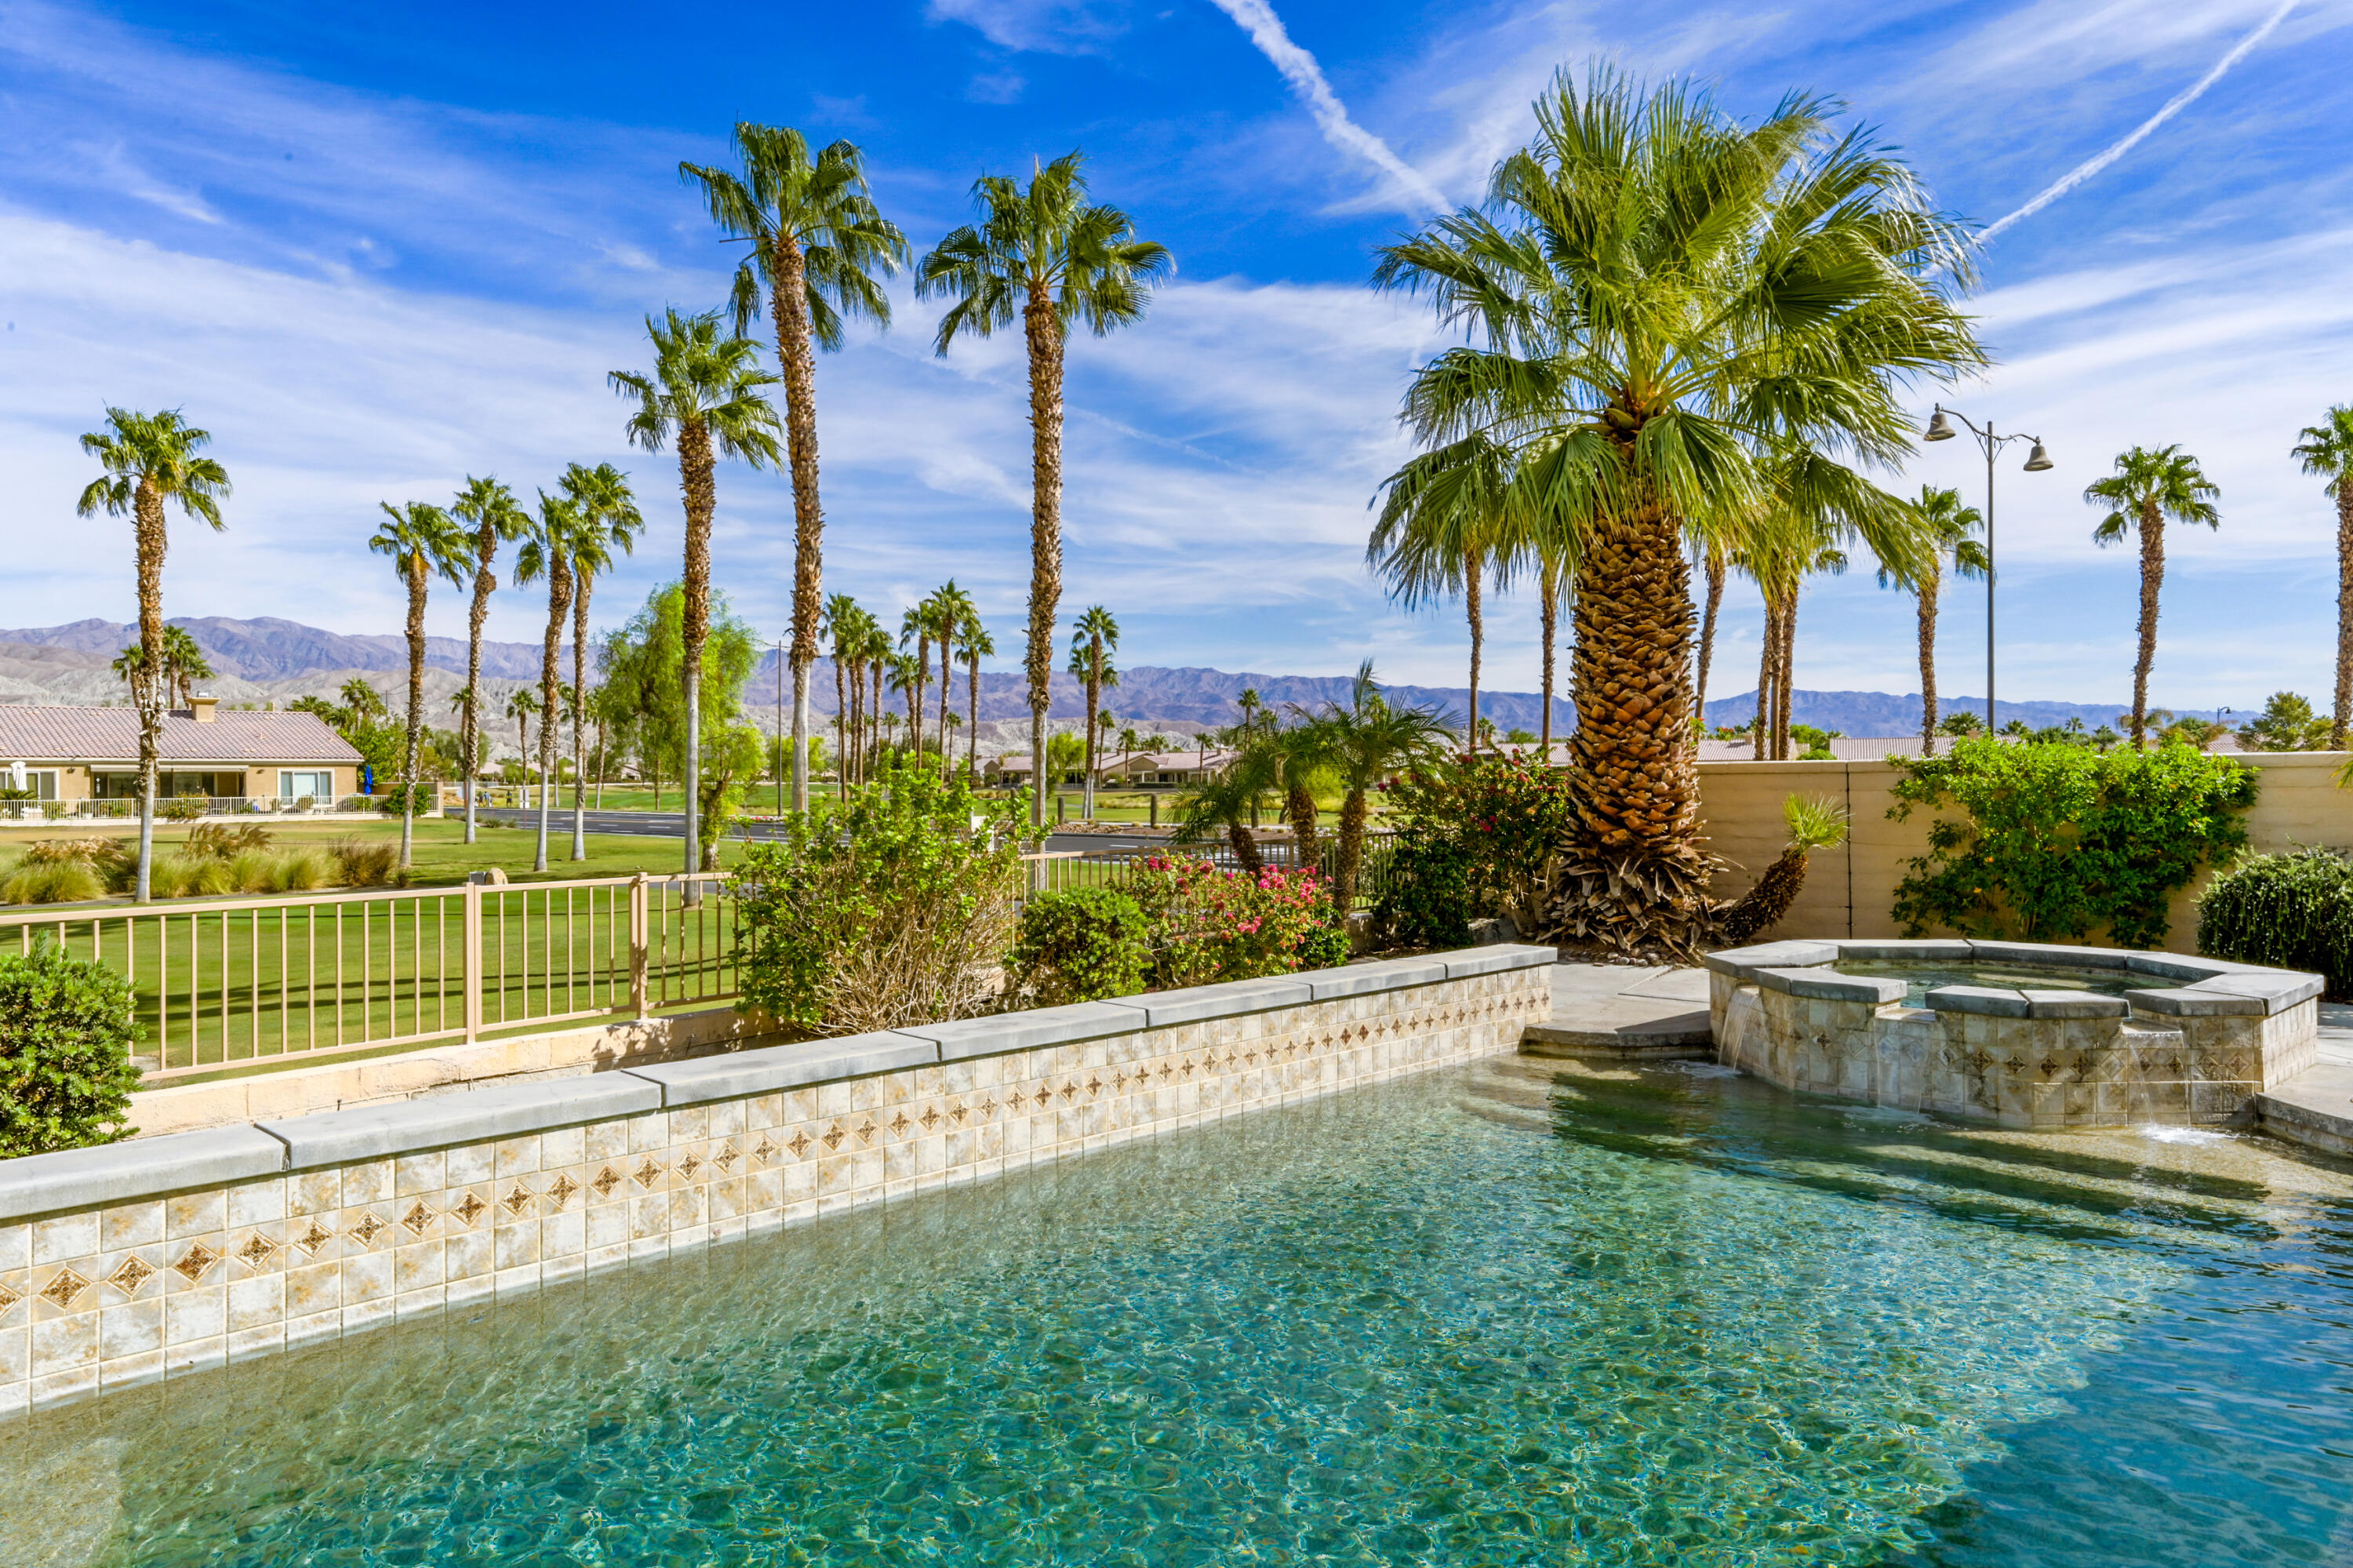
[
  {"x1": 462, "y1": 880, "x2": 483, "y2": 1043},
  {"x1": 628, "y1": 872, "x2": 651, "y2": 1019}
]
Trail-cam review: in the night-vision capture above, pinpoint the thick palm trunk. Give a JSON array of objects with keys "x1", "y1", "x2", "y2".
[
  {"x1": 769, "y1": 235, "x2": 824, "y2": 816},
  {"x1": 401, "y1": 559, "x2": 427, "y2": 871},
  {"x1": 678, "y1": 420, "x2": 716, "y2": 884},
  {"x1": 1548, "y1": 493, "x2": 1714, "y2": 959},
  {"x1": 2336, "y1": 489, "x2": 2353, "y2": 749},
  {"x1": 966, "y1": 657, "x2": 980, "y2": 781},
  {"x1": 2130, "y1": 503, "x2": 2164, "y2": 748},
  {"x1": 1539, "y1": 567, "x2": 1558, "y2": 751},
  {"x1": 1335, "y1": 789, "x2": 1369, "y2": 909},
  {"x1": 570, "y1": 575, "x2": 591, "y2": 860},
  {"x1": 1464, "y1": 552, "x2": 1482, "y2": 753},
  {"x1": 464, "y1": 525, "x2": 497, "y2": 845},
  {"x1": 133, "y1": 479, "x2": 165, "y2": 904},
  {"x1": 1696, "y1": 545, "x2": 1724, "y2": 735},
  {"x1": 536, "y1": 555, "x2": 572, "y2": 873},
  {"x1": 834, "y1": 653, "x2": 849, "y2": 800},
  {"x1": 1752, "y1": 591, "x2": 1775, "y2": 761},
  {"x1": 1773, "y1": 590, "x2": 1795, "y2": 760},
  {"x1": 1917, "y1": 565, "x2": 1940, "y2": 756},
  {"x1": 1226, "y1": 822, "x2": 1264, "y2": 879},
  {"x1": 1023, "y1": 283, "x2": 1066, "y2": 835},
  {"x1": 1286, "y1": 780, "x2": 1322, "y2": 874}
]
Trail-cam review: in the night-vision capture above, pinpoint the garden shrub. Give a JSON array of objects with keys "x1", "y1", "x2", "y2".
[
  {"x1": 328, "y1": 838, "x2": 402, "y2": 888},
  {"x1": 185, "y1": 823, "x2": 272, "y2": 859},
  {"x1": 1373, "y1": 751, "x2": 1578, "y2": 948},
  {"x1": 161, "y1": 797, "x2": 205, "y2": 823},
  {"x1": 0, "y1": 861, "x2": 104, "y2": 905},
  {"x1": 2197, "y1": 847, "x2": 2353, "y2": 999},
  {"x1": 1887, "y1": 736, "x2": 2257, "y2": 948},
  {"x1": 735, "y1": 763, "x2": 1027, "y2": 1035},
  {"x1": 1127, "y1": 854, "x2": 1351, "y2": 988},
  {"x1": 1007, "y1": 887, "x2": 1154, "y2": 1006},
  {"x1": 0, "y1": 940, "x2": 142, "y2": 1157}
]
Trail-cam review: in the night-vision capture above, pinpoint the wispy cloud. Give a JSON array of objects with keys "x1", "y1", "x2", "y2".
[{"x1": 1204, "y1": 0, "x2": 1447, "y2": 212}]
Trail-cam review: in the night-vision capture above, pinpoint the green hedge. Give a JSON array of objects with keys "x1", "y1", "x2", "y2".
[
  {"x1": 1, "y1": 941, "x2": 144, "y2": 1158},
  {"x1": 1009, "y1": 888, "x2": 1154, "y2": 1006},
  {"x1": 2197, "y1": 847, "x2": 2353, "y2": 999}
]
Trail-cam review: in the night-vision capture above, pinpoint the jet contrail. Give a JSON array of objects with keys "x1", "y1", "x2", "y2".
[
  {"x1": 1205, "y1": 0, "x2": 1449, "y2": 212},
  {"x1": 1981, "y1": 0, "x2": 2296, "y2": 242}
]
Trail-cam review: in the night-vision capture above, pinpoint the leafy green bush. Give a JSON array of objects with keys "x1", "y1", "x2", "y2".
[
  {"x1": 1373, "y1": 833, "x2": 1481, "y2": 950},
  {"x1": 1128, "y1": 855, "x2": 1351, "y2": 987},
  {"x1": 0, "y1": 941, "x2": 143, "y2": 1157},
  {"x1": 1373, "y1": 751, "x2": 1578, "y2": 947},
  {"x1": 1008, "y1": 887, "x2": 1154, "y2": 1006},
  {"x1": 162, "y1": 797, "x2": 205, "y2": 823},
  {"x1": 2197, "y1": 847, "x2": 2353, "y2": 999},
  {"x1": 1888, "y1": 737, "x2": 2257, "y2": 948},
  {"x1": 736, "y1": 763, "x2": 1027, "y2": 1035}
]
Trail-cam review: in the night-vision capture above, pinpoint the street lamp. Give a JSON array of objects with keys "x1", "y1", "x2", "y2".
[{"x1": 1924, "y1": 406, "x2": 2053, "y2": 734}]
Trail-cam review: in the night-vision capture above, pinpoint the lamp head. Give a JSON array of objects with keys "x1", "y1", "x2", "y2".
[
  {"x1": 1924, "y1": 409, "x2": 1956, "y2": 442},
  {"x1": 2022, "y1": 441, "x2": 2053, "y2": 472}
]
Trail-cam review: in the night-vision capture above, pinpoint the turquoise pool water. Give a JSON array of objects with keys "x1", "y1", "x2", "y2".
[
  {"x1": 20, "y1": 1058, "x2": 2353, "y2": 1566},
  {"x1": 1832, "y1": 959, "x2": 2173, "y2": 1009}
]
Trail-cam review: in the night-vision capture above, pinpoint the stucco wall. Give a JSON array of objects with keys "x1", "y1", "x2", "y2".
[{"x1": 1700, "y1": 751, "x2": 2353, "y2": 945}]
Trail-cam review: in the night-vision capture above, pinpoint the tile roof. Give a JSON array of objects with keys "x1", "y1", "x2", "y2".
[{"x1": 0, "y1": 705, "x2": 363, "y2": 766}]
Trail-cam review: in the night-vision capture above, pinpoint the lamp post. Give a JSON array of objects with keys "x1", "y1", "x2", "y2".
[{"x1": 1923, "y1": 406, "x2": 2053, "y2": 734}]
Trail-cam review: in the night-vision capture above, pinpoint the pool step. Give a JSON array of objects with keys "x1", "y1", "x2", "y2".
[{"x1": 1520, "y1": 962, "x2": 1715, "y2": 1060}]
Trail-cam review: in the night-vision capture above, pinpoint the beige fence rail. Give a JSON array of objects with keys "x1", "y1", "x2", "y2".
[{"x1": 1, "y1": 873, "x2": 741, "y2": 1082}]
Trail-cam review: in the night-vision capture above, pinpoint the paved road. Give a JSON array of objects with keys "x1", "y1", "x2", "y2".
[{"x1": 470, "y1": 806, "x2": 1167, "y2": 857}]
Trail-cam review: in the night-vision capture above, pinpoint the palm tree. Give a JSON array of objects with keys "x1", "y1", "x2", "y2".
[
  {"x1": 682, "y1": 126, "x2": 908, "y2": 816},
  {"x1": 1067, "y1": 605, "x2": 1119, "y2": 819},
  {"x1": 340, "y1": 678, "x2": 389, "y2": 725},
  {"x1": 1235, "y1": 686, "x2": 1263, "y2": 737},
  {"x1": 1315, "y1": 662, "x2": 1452, "y2": 908},
  {"x1": 918, "y1": 152, "x2": 1171, "y2": 833},
  {"x1": 558, "y1": 462, "x2": 641, "y2": 858},
  {"x1": 1375, "y1": 69, "x2": 1976, "y2": 954},
  {"x1": 76, "y1": 408, "x2": 230, "y2": 903},
  {"x1": 1739, "y1": 508, "x2": 1850, "y2": 761},
  {"x1": 110, "y1": 628, "x2": 216, "y2": 711},
  {"x1": 1693, "y1": 539, "x2": 1725, "y2": 736},
  {"x1": 861, "y1": 618, "x2": 892, "y2": 780},
  {"x1": 515, "y1": 494, "x2": 579, "y2": 873},
  {"x1": 1369, "y1": 433, "x2": 1518, "y2": 755},
  {"x1": 506, "y1": 687, "x2": 540, "y2": 777},
  {"x1": 1267, "y1": 713, "x2": 1333, "y2": 872},
  {"x1": 368, "y1": 501, "x2": 467, "y2": 869},
  {"x1": 449, "y1": 475, "x2": 528, "y2": 844},
  {"x1": 1878, "y1": 486, "x2": 1985, "y2": 755},
  {"x1": 2292, "y1": 407, "x2": 2353, "y2": 748},
  {"x1": 898, "y1": 604, "x2": 932, "y2": 759},
  {"x1": 929, "y1": 582, "x2": 975, "y2": 778},
  {"x1": 610, "y1": 308, "x2": 783, "y2": 878},
  {"x1": 886, "y1": 650, "x2": 924, "y2": 759},
  {"x1": 959, "y1": 608, "x2": 995, "y2": 782},
  {"x1": 2085, "y1": 445, "x2": 2221, "y2": 748},
  {"x1": 1170, "y1": 740, "x2": 1282, "y2": 877},
  {"x1": 823, "y1": 593, "x2": 860, "y2": 798}
]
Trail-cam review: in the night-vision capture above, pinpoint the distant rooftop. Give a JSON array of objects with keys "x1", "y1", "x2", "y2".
[{"x1": 0, "y1": 704, "x2": 362, "y2": 766}]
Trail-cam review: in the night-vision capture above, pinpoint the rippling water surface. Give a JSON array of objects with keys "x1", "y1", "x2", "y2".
[{"x1": 17, "y1": 1057, "x2": 2353, "y2": 1566}]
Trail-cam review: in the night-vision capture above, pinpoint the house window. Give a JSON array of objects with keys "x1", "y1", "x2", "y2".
[
  {"x1": 16, "y1": 769, "x2": 58, "y2": 801},
  {"x1": 280, "y1": 769, "x2": 333, "y2": 802}
]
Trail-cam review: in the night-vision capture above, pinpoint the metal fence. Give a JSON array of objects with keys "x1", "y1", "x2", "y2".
[
  {"x1": 1035, "y1": 831, "x2": 1399, "y2": 908},
  {"x1": 2, "y1": 796, "x2": 382, "y2": 822},
  {"x1": 0, "y1": 872, "x2": 740, "y2": 1082}
]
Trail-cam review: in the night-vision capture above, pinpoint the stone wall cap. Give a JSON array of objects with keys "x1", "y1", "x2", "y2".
[
  {"x1": 1923, "y1": 985, "x2": 2033, "y2": 1017},
  {"x1": 894, "y1": 1002, "x2": 1144, "y2": 1063},
  {"x1": 1441, "y1": 944, "x2": 1556, "y2": 978},
  {"x1": 1831, "y1": 940, "x2": 1972, "y2": 961},
  {"x1": 1751, "y1": 966, "x2": 1907, "y2": 1005},
  {"x1": 1966, "y1": 940, "x2": 2135, "y2": 969},
  {"x1": 1300, "y1": 957, "x2": 1449, "y2": 999},
  {"x1": 2185, "y1": 972, "x2": 2325, "y2": 1013},
  {"x1": 1101, "y1": 978, "x2": 1313, "y2": 1028},
  {"x1": 0, "y1": 1126, "x2": 289, "y2": 1223},
  {"x1": 2019, "y1": 989, "x2": 2131, "y2": 1019},
  {"x1": 258, "y1": 1074, "x2": 664, "y2": 1170},
  {"x1": 624, "y1": 1031, "x2": 938, "y2": 1107},
  {"x1": 1703, "y1": 941, "x2": 1839, "y2": 980},
  {"x1": 2127, "y1": 987, "x2": 2268, "y2": 1017}
]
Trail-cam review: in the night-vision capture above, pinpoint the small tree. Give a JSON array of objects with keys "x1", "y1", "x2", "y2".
[
  {"x1": 0, "y1": 942, "x2": 143, "y2": 1156},
  {"x1": 2236, "y1": 692, "x2": 2332, "y2": 752}
]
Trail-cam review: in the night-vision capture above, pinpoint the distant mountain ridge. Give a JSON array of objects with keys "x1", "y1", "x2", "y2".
[{"x1": 0, "y1": 615, "x2": 2179, "y2": 740}]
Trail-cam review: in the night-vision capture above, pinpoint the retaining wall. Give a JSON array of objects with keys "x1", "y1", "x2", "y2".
[
  {"x1": 0, "y1": 946, "x2": 1555, "y2": 1417},
  {"x1": 1700, "y1": 751, "x2": 2353, "y2": 943}
]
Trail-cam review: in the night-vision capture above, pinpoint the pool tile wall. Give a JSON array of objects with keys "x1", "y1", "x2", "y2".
[{"x1": 0, "y1": 947, "x2": 1555, "y2": 1417}]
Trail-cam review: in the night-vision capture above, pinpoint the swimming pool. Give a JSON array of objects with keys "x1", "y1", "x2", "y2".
[{"x1": 15, "y1": 1057, "x2": 2352, "y2": 1566}]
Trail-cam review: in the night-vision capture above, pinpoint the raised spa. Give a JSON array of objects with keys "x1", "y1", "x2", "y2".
[{"x1": 1703, "y1": 938, "x2": 2322, "y2": 1127}]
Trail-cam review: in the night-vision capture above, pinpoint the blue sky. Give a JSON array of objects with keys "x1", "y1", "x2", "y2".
[{"x1": 2, "y1": 0, "x2": 2350, "y2": 711}]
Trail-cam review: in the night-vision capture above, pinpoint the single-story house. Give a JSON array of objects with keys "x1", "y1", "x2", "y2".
[
  {"x1": 0, "y1": 698, "x2": 364, "y2": 806},
  {"x1": 1098, "y1": 749, "x2": 1236, "y2": 787}
]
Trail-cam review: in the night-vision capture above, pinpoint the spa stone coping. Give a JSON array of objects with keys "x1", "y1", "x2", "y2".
[
  {"x1": 1709, "y1": 937, "x2": 2322, "y2": 1021},
  {"x1": 0, "y1": 943, "x2": 1558, "y2": 1223}
]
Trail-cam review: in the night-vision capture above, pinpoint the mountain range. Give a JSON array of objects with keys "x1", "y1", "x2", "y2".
[{"x1": 0, "y1": 614, "x2": 2176, "y2": 746}]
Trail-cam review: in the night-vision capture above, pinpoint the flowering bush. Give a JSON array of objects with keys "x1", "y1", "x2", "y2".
[
  {"x1": 1373, "y1": 751, "x2": 1577, "y2": 947},
  {"x1": 1128, "y1": 853, "x2": 1351, "y2": 987}
]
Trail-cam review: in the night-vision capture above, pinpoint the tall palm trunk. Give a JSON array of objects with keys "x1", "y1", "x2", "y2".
[
  {"x1": 1917, "y1": 563, "x2": 1940, "y2": 756},
  {"x1": 1752, "y1": 591, "x2": 1775, "y2": 761},
  {"x1": 909, "y1": 635, "x2": 927, "y2": 760},
  {"x1": 2336, "y1": 486, "x2": 2353, "y2": 749},
  {"x1": 1539, "y1": 567, "x2": 1558, "y2": 752},
  {"x1": 1696, "y1": 545, "x2": 1724, "y2": 735},
  {"x1": 463, "y1": 523, "x2": 497, "y2": 845},
  {"x1": 1286, "y1": 775, "x2": 1323, "y2": 875},
  {"x1": 570, "y1": 571, "x2": 592, "y2": 860},
  {"x1": 132, "y1": 478, "x2": 165, "y2": 904},
  {"x1": 1773, "y1": 589, "x2": 1796, "y2": 760},
  {"x1": 938, "y1": 636, "x2": 955, "y2": 781},
  {"x1": 1022, "y1": 280, "x2": 1067, "y2": 834},
  {"x1": 536, "y1": 553, "x2": 573, "y2": 872},
  {"x1": 768, "y1": 234, "x2": 824, "y2": 817},
  {"x1": 2129, "y1": 500, "x2": 2164, "y2": 749},
  {"x1": 869, "y1": 663, "x2": 883, "y2": 778},
  {"x1": 966, "y1": 653, "x2": 981, "y2": 781},
  {"x1": 1082, "y1": 641, "x2": 1101, "y2": 819},
  {"x1": 676, "y1": 419, "x2": 716, "y2": 882},
  {"x1": 1335, "y1": 789, "x2": 1369, "y2": 910},
  {"x1": 1551, "y1": 492, "x2": 1712, "y2": 958},
  {"x1": 1464, "y1": 550, "x2": 1482, "y2": 753},
  {"x1": 834, "y1": 653, "x2": 849, "y2": 800},
  {"x1": 400, "y1": 557, "x2": 427, "y2": 871}
]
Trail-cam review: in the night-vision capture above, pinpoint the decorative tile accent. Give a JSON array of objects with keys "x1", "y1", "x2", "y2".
[
  {"x1": 1008, "y1": 1089, "x2": 1027, "y2": 1111},
  {"x1": 889, "y1": 1111, "x2": 913, "y2": 1137},
  {"x1": 293, "y1": 1221, "x2": 336, "y2": 1256},
  {"x1": 40, "y1": 1268, "x2": 89, "y2": 1310},
  {"x1": 980, "y1": 1096, "x2": 999, "y2": 1116},
  {"x1": 547, "y1": 1174, "x2": 580, "y2": 1210},
  {"x1": 454, "y1": 1193, "x2": 489, "y2": 1227},
  {"x1": 755, "y1": 1136, "x2": 782, "y2": 1165},
  {"x1": 632, "y1": 1159, "x2": 664, "y2": 1189},
  {"x1": 107, "y1": 1255, "x2": 156, "y2": 1297},
  {"x1": 919, "y1": 1107, "x2": 941, "y2": 1132},
  {"x1": 821, "y1": 1125, "x2": 846, "y2": 1152},
  {"x1": 349, "y1": 1213, "x2": 391, "y2": 1248},
  {"x1": 501, "y1": 1186, "x2": 536, "y2": 1219},
  {"x1": 172, "y1": 1242, "x2": 221, "y2": 1284},
  {"x1": 400, "y1": 1202, "x2": 437, "y2": 1239},
  {"x1": 854, "y1": 1121, "x2": 878, "y2": 1146},
  {"x1": 950, "y1": 1102, "x2": 968, "y2": 1125},
  {"x1": 0, "y1": 1279, "x2": 20, "y2": 1312},
  {"x1": 679, "y1": 1152, "x2": 704, "y2": 1180},
  {"x1": 786, "y1": 1130, "x2": 813, "y2": 1159},
  {"x1": 237, "y1": 1232, "x2": 279, "y2": 1271},
  {"x1": 715, "y1": 1144, "x2": 740, "y2": 1172},
  {"x1": 591, "y1": 1166, "x2": 624, "y2": 1199}
]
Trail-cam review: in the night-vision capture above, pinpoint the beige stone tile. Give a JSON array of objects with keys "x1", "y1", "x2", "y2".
[
  {"x1": 31, "y1": 1365, "x2": 99, "y2": 1407},
  {"x1": 32, "y1": 1213, "x2": 100, "y2": 1268}
]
